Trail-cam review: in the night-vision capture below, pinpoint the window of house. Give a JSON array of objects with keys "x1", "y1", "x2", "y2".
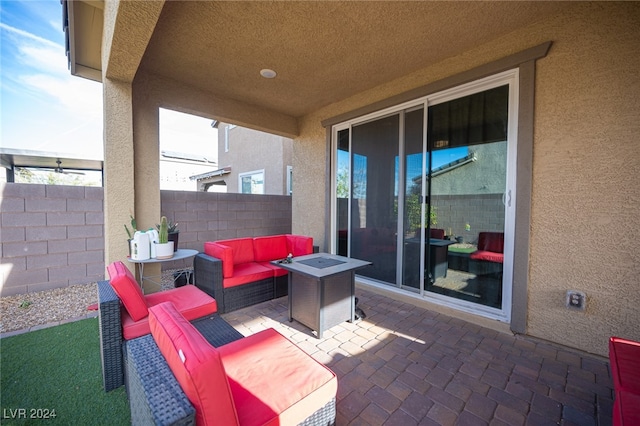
[
  {"x1": 287, "y1": 165, "x2": 293, "y2": 195},
  {"x1": 239, "y1": 169, "x2": 264, "y2": 194}
]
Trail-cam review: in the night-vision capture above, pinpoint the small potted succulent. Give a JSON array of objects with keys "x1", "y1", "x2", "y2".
[
  {"x1": 157, "y1": 218, "x2": 179, "y2": 252},
  {"x1": 124, "y1": 215, "x2": 137, "y2": 256},
  {"x1": 154, "y1": 216, "x2": 174, "y2": 259}
]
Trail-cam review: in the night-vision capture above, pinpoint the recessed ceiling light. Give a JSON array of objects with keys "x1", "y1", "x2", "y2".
[{"x1": 260, "y1": 69, "x2": 277, "y2": 79}]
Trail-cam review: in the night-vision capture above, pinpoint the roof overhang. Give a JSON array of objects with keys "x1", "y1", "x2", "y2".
[
  {"x1": 190, "y1": 166, "x2": 232, "y2": 181},
  {"x1": 0, "y1": 148, "x2": 103, "y2": 172},
  {"x1": 63, "y1": 1, "x2": 576, "y2": 126},
  {"x1": 63, "y1": 0, "x2": 104, "y2": 82}
]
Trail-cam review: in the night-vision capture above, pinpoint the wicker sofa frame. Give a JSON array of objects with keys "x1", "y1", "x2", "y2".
[
  {"x1": 98, "y1": 279, "x2": 127, "y2": 391},
  {"x1": 98, "y1": 279, "x2": 216, "y2": 392},
  {"x1": 125, "y1": 315, "x2": 243, "y2": 425},
  {"x1": 125, "y1": 312, "x2": 337, "y2": 426},
  {"x1": 193, "y1": 253, "x2": 277, "y2": 314}
]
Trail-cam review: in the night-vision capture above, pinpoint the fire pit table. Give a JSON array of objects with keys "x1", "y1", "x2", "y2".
[{"x1": 272, "y1": 253, "x2": 371, "y2": 338}]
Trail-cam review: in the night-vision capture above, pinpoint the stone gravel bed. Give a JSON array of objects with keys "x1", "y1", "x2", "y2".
[
  {"x1": 0, "y1": 269, "x2": 183, "y2": 337},
  {"x1": 0, "y1": 283, "x2": 99, "y2": 336}
]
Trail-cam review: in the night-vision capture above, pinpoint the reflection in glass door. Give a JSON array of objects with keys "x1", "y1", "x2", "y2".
[
  {"x1": 401, "y1": 108, "x2": 427, "y2": 291},
  {"x1": 426, "y1": 85, "x2": 509, "y2": 309},
  {"x1": 332, "y1": 72, "x2": 516, "y2": 318},
  {"x1": 349, "y1": 115, "x2": 400, "y2": 284}
]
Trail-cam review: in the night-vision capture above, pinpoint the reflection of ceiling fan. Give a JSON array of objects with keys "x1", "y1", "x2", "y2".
[{"x1": 43, "y1": 159, "x2": 85, "y2": 175}]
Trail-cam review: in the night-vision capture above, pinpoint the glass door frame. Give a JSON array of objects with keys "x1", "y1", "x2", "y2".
[{"x1": 330, "y1": 69, "x2": 519, "y2": 323}]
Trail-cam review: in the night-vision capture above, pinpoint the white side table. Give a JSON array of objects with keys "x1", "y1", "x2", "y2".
[{"x1": 127, "y1": 249, "x2": 199, "y2": 292}]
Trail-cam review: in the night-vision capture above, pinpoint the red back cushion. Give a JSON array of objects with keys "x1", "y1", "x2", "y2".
[
  {"x1": 478, "y1": 232, "x2": 504, "y2": 254},
  {"x1": 107, "y1": 261, "x2": 148, "y2": 322},
  {"x1": 204, "y1": 242, "x2": 234, "y2": 278},
  {"x1": 430, "y1": 228, "x2": 445, "y2": 239},
  {"x1": 149, "y1": 302, "x2": 239, "y2": 426},
  {"x1": 253, "y1": 235, "x2": 289, "y2": 262},
  {"x1": 286, "y1": 235, "x2": 313, "y2": 256},
  {"x1": 216, "y1": 238, "x2": 255, "y2": 265}
]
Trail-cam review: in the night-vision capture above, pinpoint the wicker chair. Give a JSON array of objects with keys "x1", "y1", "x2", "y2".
[
  {"x1": 98, "y1": 261, "x2": 218, "y2": 392},
  {"x1": 144, "y1": 302, "x2": 338, "y2": 425}
]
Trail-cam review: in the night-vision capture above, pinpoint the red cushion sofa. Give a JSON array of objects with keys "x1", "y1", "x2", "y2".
[
  {"x1": 609, "y1": 336, "x2": 640, "y2": 425},
  {"x1": 149, "y1": 301, "x2": 337, "y2": 425},
  {"x1": 98, "y1": 261, "x2": 218, "y2": 391},
  {"x1": 194, "y1": 234, "x2": 313, "y2": 313},
  {"x1": 470, "y1": 231, "x2": 504, "y2": 263}
]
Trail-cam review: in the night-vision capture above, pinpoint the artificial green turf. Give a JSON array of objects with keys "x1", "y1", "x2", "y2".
[
  {"x1": 448, "y1": 246, "x2": 478, "y2": 254},
  {"x1": 0, "y1": 318, "x2": 129, "y2": 425}
]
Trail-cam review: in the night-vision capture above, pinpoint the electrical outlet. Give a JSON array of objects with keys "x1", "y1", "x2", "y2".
[{"x1": 566, "y1": 290, "x2": 586, "y2": 311}]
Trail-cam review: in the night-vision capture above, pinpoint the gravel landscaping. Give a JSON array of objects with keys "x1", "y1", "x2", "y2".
[
  {"x1": 0, "y1": 269, "x2": 184, "y2": 336},
  {"x1": 0, "y1": 283, "x2": 98, "y2": 335}
]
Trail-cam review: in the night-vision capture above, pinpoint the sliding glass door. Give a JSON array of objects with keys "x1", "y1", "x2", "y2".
[
  {"x1": 426, "y1": 85, "x2": 509, "y2": 310},
  {"x1": 332, "y1": 71, "x2": 517, "y2": 321},
  {"x1": 349, "y1": 114, "x2": 400, "y2": 284}
]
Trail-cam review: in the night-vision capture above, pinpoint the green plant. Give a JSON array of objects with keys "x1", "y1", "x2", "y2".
[
  {"x1": 158, "y1": 216, "x2": 169, "y2": 244},
  {"x1": 124, "y1": 215, "x2": 137, "y2": 239},
  {"x1": 156, "y1": 219, "x2": 178, "y2": 233},
  {"x1": 19, "y1": 300, "x2": 32, "y2": 309}
]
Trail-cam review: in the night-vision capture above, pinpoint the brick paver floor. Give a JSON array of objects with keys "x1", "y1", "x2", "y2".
[{"x1": 221, "y1": 286, "x2": 613, "y2": 426}]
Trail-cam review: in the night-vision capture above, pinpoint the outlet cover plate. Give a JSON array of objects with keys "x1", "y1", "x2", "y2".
[{"x1": 566, "y1": 290, "x2": 586, "y2": 311}]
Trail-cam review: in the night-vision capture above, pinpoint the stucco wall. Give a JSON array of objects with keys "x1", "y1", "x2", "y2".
[
  {"x1": 295, "y1": 3, "x2": 640, "y2": 356},
  {"x1": 527, "y1": 4, "x2": 640, "y2": 356},
  {"x1": 218, "y1": 124, "x2": 293, "y2": 195}
]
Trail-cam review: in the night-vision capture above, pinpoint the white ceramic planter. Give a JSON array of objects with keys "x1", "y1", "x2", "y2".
[{"x1": 154, "y1": 242, "x2": 174, "y2": 259}]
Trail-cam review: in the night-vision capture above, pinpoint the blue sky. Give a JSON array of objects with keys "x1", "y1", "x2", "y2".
[
  {"x1": 1, "y1": 0, "x2": 103, "y2": 159},
  {"x1": 0, "y1": 0, "x2": 217, "y2": 163}
]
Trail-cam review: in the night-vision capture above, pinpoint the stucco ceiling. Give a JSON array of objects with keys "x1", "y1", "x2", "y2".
[{"x1": 138, "y1": 1, "x2": 570, "y2": 119}]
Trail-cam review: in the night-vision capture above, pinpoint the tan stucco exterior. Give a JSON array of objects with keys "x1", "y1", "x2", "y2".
[
  {"x1": 296, "y1": 3, "x2": 640, "y2": 356},
  {"x1": 73, "y1": 1, "x2": 639, "y2": 356},
  {"x1": 217, "y1": 124, "x2": 293, "y2": 195}
]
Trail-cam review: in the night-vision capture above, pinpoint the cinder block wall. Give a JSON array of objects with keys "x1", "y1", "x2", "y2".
[
  {"x1": 0, "y1": 183, "x2": 292, "y2": 297},
  {"x1": 0, "y1": 183, "x2": 104, "y2": 296}
]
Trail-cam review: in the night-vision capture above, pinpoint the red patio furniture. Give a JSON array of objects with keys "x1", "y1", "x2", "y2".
[
  {"x1": 98, "y1": 260, "x2": 219, "y2": 391},
  {"x1": 148, "y1": 301, "x2": 338, "y2": 425},
  {"x1": 609, "y1": 336, "x2": 640, "y2": 425}
]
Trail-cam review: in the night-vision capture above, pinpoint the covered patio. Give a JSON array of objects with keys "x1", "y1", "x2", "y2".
[
  {"x1": 221, "y1": 286, "x2": 612, "y2": 425},
  {"x1": 0, "y1": 282, "x2": 613, "y2": 425},
  {"x1": 62, "y1": 0, "x2": 640, "y2": 361}
]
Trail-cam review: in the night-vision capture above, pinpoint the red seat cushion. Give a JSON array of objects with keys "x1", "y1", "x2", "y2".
[
  {"x1": 223, "y1": 263, "x2": 273, "y2": 288},
  {"x1": 470, "y1": 250, "x2": 504, "y2": 263},
  {"x1": 149, "y1": 302, "x2": 239, "y2": 426},
  {"x1": 253, "y1": 235, "x2": 289, "y2": 262},
  {"x1": 107, "y1": 261, "x2": 148, "y2": 322},
  {"x1": 122, "y1": 285, "x2": 217, "y2": 340},
  {"x1": 218, "y1": 328, "x2": 337, "y2": 426},
  {"x1": 258, "y1": 261, "x2": 289, "y2": 277}
]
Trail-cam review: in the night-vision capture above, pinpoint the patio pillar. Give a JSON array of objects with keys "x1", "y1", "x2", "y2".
[
  {"x1": 102, "y1": 78, "x2": 162, "y2": 290},
  {"x1": 131, "y1": 78, "x2": 162, "y2": 292},
  {"x1": 101, "y1": 0, "x2": 164, "y2": 287},
  {"x1": 103, "y1": 78, "x2": 136, "y2": 273}
]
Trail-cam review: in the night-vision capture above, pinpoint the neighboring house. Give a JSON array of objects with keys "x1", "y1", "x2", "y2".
[
  {"x1": 190, "y1": 123, "x2": 293, "y2": 195},
  {"x1": 62, "y1": 1, "x2": 640, "y2": 357},
  {"x1": 160, "y1": 150, "x2": 217, "y2": 191}
]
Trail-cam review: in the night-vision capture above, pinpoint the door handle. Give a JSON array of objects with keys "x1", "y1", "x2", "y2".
[
  {"x1": 502, "y1": 190, "x2": 512, "y2": 207},
  {"x1": 502, "y1": 189, "x2": 511, "y2": 207}
]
